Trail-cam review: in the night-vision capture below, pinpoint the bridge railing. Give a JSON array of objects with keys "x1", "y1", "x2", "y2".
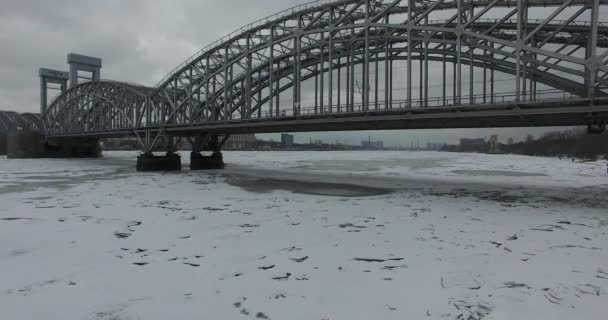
[
  {"x1": 428, "y1": 18, "x2": 608, "y2": 27},
  {"x1": 154, "y1": 0, "x2": 335, "y2": 88},
  {"x1": 223, "y1": 89, "x2": 577, "y2": 121}
]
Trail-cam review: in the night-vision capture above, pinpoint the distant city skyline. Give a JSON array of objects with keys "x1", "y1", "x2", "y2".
[{"x1": 259, "y1": 126, "x2": 569, "y2": 148}]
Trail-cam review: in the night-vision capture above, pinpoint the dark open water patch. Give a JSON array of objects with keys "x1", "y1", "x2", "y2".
[
  {"x1": 452, "y1": 170, "x2": 547, "y2": 177},
  {"x1": 294, "y1": 157, "x2": 448, "y2": 172},
  {"x1": 227, "y1": 177, "x2": 391, "y2": 197},
  {"x1": 425, "y1": 184, "x2": 608, "y2": 209}
]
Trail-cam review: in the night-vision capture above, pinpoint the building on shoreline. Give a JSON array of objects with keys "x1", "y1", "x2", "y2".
[
  {"x1": 361, "y1": 136, "x2": 384, "y2": 149},
  {"x1": 224, "y1": 134, "x2": 257, "y2": 150},
  {"x1": 281, "y1": 134, "x2": 295, "y2": 148}
]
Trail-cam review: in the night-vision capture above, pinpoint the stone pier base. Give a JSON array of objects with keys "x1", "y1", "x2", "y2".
[
  {"x1": 190, "y1": 151, "x2": 224, "y2": 170},
  {"x1": 5, "y1": 130, "x2": 101, "y2": 159},
  {"x1": 6, "y1": 131, "x2": 46, "y2": 158},
  {"x1": 45, "y1": 137, "x2": 102, "y2": 158},
  {"x1": 0, "y1": 134, "x2": 6, "y2": 156},
  {"x1": 136, "y1": 153, "x2": 182, "y2": 172}
]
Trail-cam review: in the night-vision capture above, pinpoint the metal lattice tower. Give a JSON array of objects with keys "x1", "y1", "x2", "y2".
[
  {"x1": 67, "y1": 53, "x2": 102, "y2": 88},
  {"x1": 39, "y1": 68, "x2": 69, "y2": 116}
]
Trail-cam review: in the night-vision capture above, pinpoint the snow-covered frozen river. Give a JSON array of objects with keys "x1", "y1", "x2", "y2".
[{"x1": 1, "y1": 151, "x2": 607, "y2": 320}]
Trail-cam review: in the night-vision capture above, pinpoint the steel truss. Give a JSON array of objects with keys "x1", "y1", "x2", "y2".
[
  {"x1": 44, "y1": 0, "x2": 608, "y2": 152},
  {"x1": 0, "y1": 111, "x2": 42, "y2": 134}
]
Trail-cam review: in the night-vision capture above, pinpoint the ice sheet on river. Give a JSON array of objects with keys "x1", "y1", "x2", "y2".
[{"x1": 1, "y1": 151, "x2": 607, "y2": 320}]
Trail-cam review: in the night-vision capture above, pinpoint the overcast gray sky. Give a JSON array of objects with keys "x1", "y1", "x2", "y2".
[{"x1": 0, "y1": 0, "x2": 570, "y2": 146}]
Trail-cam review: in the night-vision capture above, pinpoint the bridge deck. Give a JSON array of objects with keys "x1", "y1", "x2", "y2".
[{"x1": 46, "y1": 99, "x2": 608, "y2": 139}]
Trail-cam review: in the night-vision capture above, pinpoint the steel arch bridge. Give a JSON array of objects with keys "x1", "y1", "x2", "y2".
[
  {"x1": 43, "y1": 0, "x2": 608, "y2": 154},
  {"x1": 0, "y1": 111, "x2": 43, "y2": 134},
  {"x1": 0, "y1": 110, "x2": 42, "y2": 155}
]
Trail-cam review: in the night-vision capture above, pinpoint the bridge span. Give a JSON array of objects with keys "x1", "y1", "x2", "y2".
[{"x1": 4, "y1": 0, "x2": 608, "y2": 170}]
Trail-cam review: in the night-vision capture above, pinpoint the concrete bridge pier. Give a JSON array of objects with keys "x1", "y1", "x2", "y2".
[
  {"x1": 190, "y1": 151, "x2": 224, "y2": 170},
  {"x1": 136, "y1": 135, "x2": 182, "y2": 171},
  {"x1": 189, "y1": 134, "x2": 226, "y2": 170},
  {"x1": 45, "y1": 137, "x2": 101, "y2": 158},
  {"x1": 0, "y1": 134, "x2": 6, "y2": 156},
  {"x1": 6, "y1": 130, "x2": 46, "y2": 158},
  {"x1": 136, "y1": 152, "x2": 182, "y2": 172},
  {"x1": 5, "y1": 130, "x2": 101, "y2": 158}
]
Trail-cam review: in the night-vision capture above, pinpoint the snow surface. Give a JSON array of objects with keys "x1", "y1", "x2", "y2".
[{"x1": 1, "y1": 151, "x2": 607, "y2": 320}]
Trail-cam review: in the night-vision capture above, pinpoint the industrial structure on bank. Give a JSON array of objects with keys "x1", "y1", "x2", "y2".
[{"x1": 1, "y1": 0, "x2": 608, "y2": 170}]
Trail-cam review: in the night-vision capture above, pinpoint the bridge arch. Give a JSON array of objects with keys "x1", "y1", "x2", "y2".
[
  {"x1": 217, "y1": 47, "x2": 592, "y2": 119},
  {"x1": 44, "y1": 81, "x2": 153, "y2": 135},
  {"x1": 0, "y1": 111, "x2": 42, "y2": 133},
  {"x1": 44, "y1": 0, "x2": 608, "y2": 139},
  {"x1": 151, "y1": 0, "x2": 608, "y2": 127}
]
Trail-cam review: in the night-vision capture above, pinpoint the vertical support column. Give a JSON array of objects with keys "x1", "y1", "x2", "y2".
[
  {"x1": 187, "y1": 67, "x2": 193, "y2": 123},
  {"x1": 328, "y1": 8, "x2": 334, "y2": 113},
  {"x1": 269, "y1": 28, "x2": 274, "y2": 117},
  {"x1": 522, "y1": 14, "x2": 528, "y2": 104},
  {"x1": 442, "y1": 42, "x2": 447, "y2": 106},
  {"x1": 456, "y1": 38, "x2": 462, "y2": 105},
  {"x1": 522, "y1": 59, "x2": 528, "y2": 102},
  {"x1": 39, "y1": 68, "x2": 69, "y2": 117},
  {"x1": 195, "y1": 76, "x2": 201, "y2": 122},
  {"x1": 145, "y1": 98, "x2": 151, "y2": 153},
  {"x1": 454, "y1": 0, "x2": 464, "y2": 105},
  {"x1": 468, "y1": 5, "x2": 474, "y2": 105},
  {"x1": 257, "y1": 89, "x2": 262, "y2": 118},
  {"x1": 205, "y1": 55, "x2": 211, "y2": 119},
  {"x1": 350, "y1": 36, "x2": 355, "y2": 112},
  {"x1": 515, "y1": 0, "x2": 527, "y2": 103},
  {"x1": 275, "y1": 76, "x2": 280, "y2": 116},
  {"x1": 40, "y1": 77, "x2": 47, "y2": 115},
  {"x1": 453, "y1": 61, "x2": 457, "y2": 102},
  {"x1": 385, "y1": 37, "x2": 390, "y2": 110},
  {"x1": 363, "y1": 0, "x2": 370, "y2": 111},
  {"x1": 407, "y1": 0, "x2": 413, "y2": 108},
  {"x1": 456, "y1": 1, "x2": 462, "y2": 105},
  {"x1": 419, "y1": 56, "x2": 423, "y2": 107},
  {"x1": 93, "y1": 67, "x2": 100, "y2": 81},
  {"x1": 315, "y1": 65, "x2": 319, "y2": 114},
  {"x1": 337, "y1": 57, "x2": 342, "y2": 112},
  {"x1": 294, "y1": 16, "x2": 302, "y2": 116},
  {"x1": 223, "y1": 46, "x2": 230, "y2": 121},
  {"x1": 346, "y1": 52, "x2": 351, "y2": 111},
  {"x1": 529, "y1": 37, "x2": 535, "y2": 102},
  {"x1": 483, "y1": 48, "x2": 487, "y2": 104},
  {"x1": 587, "y1": 0, "x2": 600, "y2": 100},
  {"x1": 229, "y1": 65, "x2": 234, "y2": 120},
  {"x1": 67, "y1": 53, "x2": 102, "y2": 88},
  {"x1": 375, "y1": 54, "x2": 379, "y2": 110},
  {"x1": 246, "y1": 35, "x2": 253, "y2": 118},
  {"x1": 490, "y1": 42, "x2": 495, "y2": 104},
  {"x1": 211, "y1": 77, "x2": 217, "y2": 121},
  {"x1": 424, "y1": 16, "x2": 429, "y2": 108},
  {"x1": 469, "y1": 48, "x2": 474, "y2": 104},
  {"x1": 320, "y1": 45, "x2": 325, "y2": 114},
  {"x1": 389, "y1": 48, "x2": 393, "y2": 108},
  {"x1": 69, "y1": 65, "x2": 78, "y2": 88},
  {"x1": 173, "y1": 77, "x2": 178, "y2": 124}
]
